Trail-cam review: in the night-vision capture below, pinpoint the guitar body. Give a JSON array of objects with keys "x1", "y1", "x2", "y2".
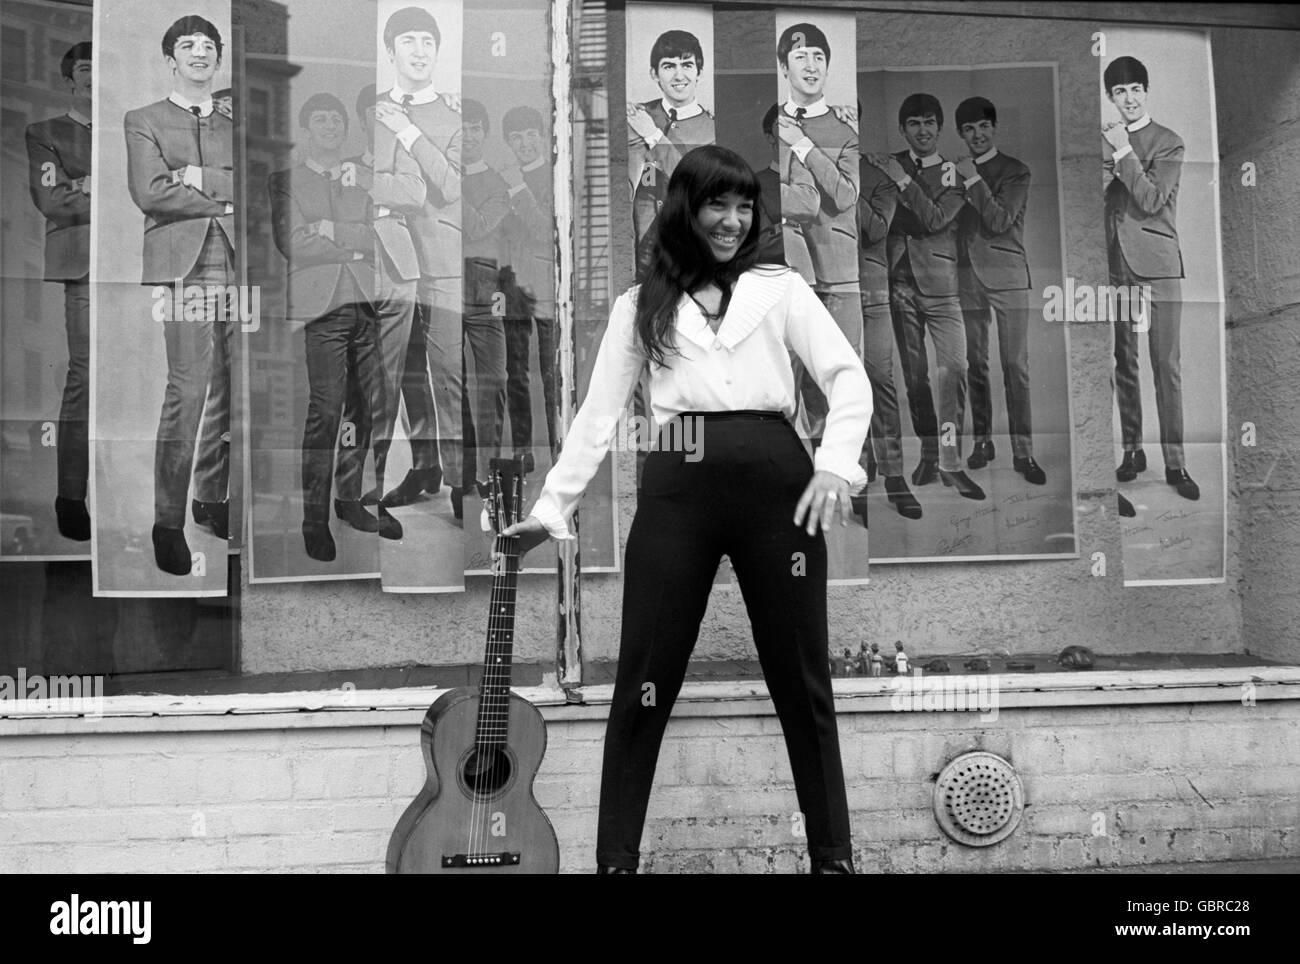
[{"x1": 387, "y1": 687, "x2": 559, "y2": 874}]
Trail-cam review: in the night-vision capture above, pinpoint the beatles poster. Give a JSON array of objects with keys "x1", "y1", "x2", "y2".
[
  {"x1": 857, "y1": 63, "x2": 1076, "y2": 563},
  {"x1": 1, "y1": 0, "x2": 95, "y2": 562},
  {"x1": 1099, "y1": 27, "x2": 1227, "y2": 585},
  {"x1": 90, "y1": 0, "x2": 238, "y2": 596}
]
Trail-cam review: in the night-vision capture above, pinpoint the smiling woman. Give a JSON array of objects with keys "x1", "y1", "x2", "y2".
[{"x1": 504, "y1": 143, "x2": 873, "y2": 872}]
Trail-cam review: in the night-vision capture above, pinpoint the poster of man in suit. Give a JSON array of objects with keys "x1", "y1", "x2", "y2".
[
  {"x1": 858, "y1": 65, "x2": 1076, "y2": 562},
  {"x1": 772, "y1": 10, "x2": 868, "y2": 582},
  {"x1": 1100, "y1": 29, "x2": 1226, "y2": 585},
  {"x1": 1, "y1": 6, "x2": 94, "y2": 560},
  {"x1": 245, "y1": 0, "x2": 421, "y2": 585},
  {"x1": 91, "y1": 2, "x2": 238, "y2": 596}
]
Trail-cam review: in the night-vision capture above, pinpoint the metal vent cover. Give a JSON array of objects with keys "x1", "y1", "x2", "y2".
[{"x1": 932, "y1": 751, "x2": 1024, "y2": 846}]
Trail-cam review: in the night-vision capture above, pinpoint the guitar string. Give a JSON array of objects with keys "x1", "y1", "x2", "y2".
[{"x1": 470, "y1": 472, "x2": 521, "y2": 864}]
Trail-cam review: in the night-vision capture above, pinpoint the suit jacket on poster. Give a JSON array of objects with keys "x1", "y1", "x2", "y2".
[
  {"x1": 886, "y1": 150, "x2": 964, "y2": 297},
  {"x1": 124, "y1": 98, "x2": 234, "y2": 285},
  {"x1": 345, "y1": 123, "x2": 426, "y2": 283},
  {"x1": 757, "y1": 160, "x2": 817, "y2": 284},
  {"x1": 857, "y1": 158, "x2": 898, "y2": 307},
  {"x1": 462, "y1": 161, "x2": 511, "y2": 312},
  {"x1": 501, "y1": 160, "x2": 555, "y2": 318},
  {"x1": 384, "y1": 90, "x2": 462, "y2": 279},
  {"x1": 783, "y1": 108, "x2": 859, "y2": 288},
  {"x1": 268, "y1": 162, "x2": 375, "y2": 325},
  {"x1": 629, "y1": 100, "x2": 715, "y2": 241},
  {"x1": 1104, "y1": 118, "x2": 1184, "y2": 280},
  {"x1": 26, "y1": 114, "x2": 91, "y2": 281},
  {"x1": 959, "y1": 149, "x2": 1031, "y2": 292}
]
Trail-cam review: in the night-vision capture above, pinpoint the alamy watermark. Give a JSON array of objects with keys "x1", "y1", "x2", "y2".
[
  {"x1": 1041, "y1": 279, "x2": 1152, "y2": 330},
  {"x1": 0, "y1": 668, "x2": 104, "y2": 719},
  {"x1": 593, "y1": 411, "x2": 705, "y2": 461},
  {"x1": 889, "y1": 668, "x2": 1000, "y2": 721},
  {"x1": 150, "y1": 281, "x2": 261, "y2": 332}
]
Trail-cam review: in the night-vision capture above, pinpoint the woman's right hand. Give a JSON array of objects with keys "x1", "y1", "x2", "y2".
[{"x1": 501, "y1": 515, "x2": 553, "y2": 560}]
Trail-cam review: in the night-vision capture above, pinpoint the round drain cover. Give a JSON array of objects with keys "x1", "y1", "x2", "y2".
[{"x1": 933, "y1": 751, "x2": 1024, "y2": 846}]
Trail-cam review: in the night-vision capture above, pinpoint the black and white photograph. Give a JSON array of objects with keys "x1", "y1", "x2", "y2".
[
  {"x1": 91, "y1": 0, "x2": 237, "y2": 595},
  {"x1": 0, "y1": 0, "x2": 1296, "y2": 899},
  {"x1": 1099, "y1": 27, "x2": 1227, "y2": 585}
]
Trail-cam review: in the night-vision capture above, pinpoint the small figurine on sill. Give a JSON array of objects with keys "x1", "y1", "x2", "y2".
[
  {"x1": 869, "y1": 643, "x2": 883, "y2": 677},
  {"x1": 856, "y1": 642, "x2": 871, "y2": 676},
  {"x1": 893, "y1": 641, "x2": 908, "y2": 675}
]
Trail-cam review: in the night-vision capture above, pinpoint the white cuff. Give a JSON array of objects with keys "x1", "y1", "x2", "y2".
[
  {"x1": 1111, "y1": 144, "x2": 1134, "y2": 163},
  {"x1": 396, "y1": 125, "x2": 421, "y2": 152},
  {"x1": 527, "y1": 502, "x2": 575, "y2": 542},
  {"x1": 224, "y1": 203, "x2": 234, "y2": 215},
  {"x1": 643, "y1": 128, "x2": 663, "y2": 149},
  {"x1": 963, "y1": 174, "x2": 982, "y2": 187},
  {"x1": 895, "y1": 175, "x2": 912, "y2": 190},
  {"x1": 813, "y1": 449, "x2": 869, "y2": 497},
  {"x1": 792, "y1": 137, "x2": 814, "y2": 164},
  {"x1": 508, "y1": 183, "x2": 527, "y2": 198}
]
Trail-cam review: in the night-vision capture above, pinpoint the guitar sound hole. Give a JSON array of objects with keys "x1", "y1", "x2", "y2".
[{"x1": 462, "y1": 747, "x2": 513, "y2": 796}]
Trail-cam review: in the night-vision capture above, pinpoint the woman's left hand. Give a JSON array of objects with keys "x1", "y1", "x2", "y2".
[{"x1": 794, "y1": 470, "x2": 851, "y2": 535}]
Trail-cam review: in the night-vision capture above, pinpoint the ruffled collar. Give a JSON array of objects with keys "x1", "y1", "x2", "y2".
[{"x1": 674, "y1": 268, "x2": 791, "y2": 351}]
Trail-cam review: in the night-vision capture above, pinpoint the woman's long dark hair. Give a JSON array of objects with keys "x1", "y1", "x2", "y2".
[{"x1": 634, "y1": 144, "x2": 773, "y2": 367}]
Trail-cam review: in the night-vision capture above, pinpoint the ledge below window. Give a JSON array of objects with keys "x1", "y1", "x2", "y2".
[{"x1": 2, "y1": 665, "x2": 1297, "y2": 735}]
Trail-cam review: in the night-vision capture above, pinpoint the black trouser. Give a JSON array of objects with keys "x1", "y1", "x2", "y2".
[
  {"x1": 301, "y1": 290, "x2": 382, "y2": 523},
  {"x1": 58, "y1": 279, "x2": 90, "y2": 500},
  {"x1": 596, "y1": 412, "x2": 853, "y2": 868}
]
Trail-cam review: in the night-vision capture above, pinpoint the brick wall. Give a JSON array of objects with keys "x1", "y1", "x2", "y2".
[{"x1": 2, "y1": 696, "x2": 1295, "y2": 873}]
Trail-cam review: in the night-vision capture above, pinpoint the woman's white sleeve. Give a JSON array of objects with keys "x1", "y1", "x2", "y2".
[
  {"x1": 782, "y1": 274, "x2": 873, "y2": 493},
  {"x1": 529, "y1": 293, "x2": 646, "y2": 539}
]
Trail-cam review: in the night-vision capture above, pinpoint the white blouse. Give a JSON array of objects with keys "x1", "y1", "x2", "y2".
[{"x1": 529, "y1": 266, "x2": 873, "y2": 539}]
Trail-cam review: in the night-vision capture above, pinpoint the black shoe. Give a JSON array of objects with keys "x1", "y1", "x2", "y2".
[
  {"x1": 360, "y1": 485, "x2": 382, "y2": 506},
  {"x1": 381, "y1": 466, "x2": 443, "y2": 507},
  {"x1": 1013, "y1": 456, "x2": 1047, "y2": 485},
  {"x1": 54, "y1": 496, "x2": 91, "y2": 541},
  {"x1": 1166, "y1": 468, "x2": 1200, "y2": 501},
  {"x1": 335, "y1": 499, "x2": 381, "y2": 533},
  {"x1": 302, "y1": 521, "x2": 336, "y2": 562},
  {"x1": 884, "y1": 476, "x2": 923, "y2": 519},
  {"x1": 849, "y1": 495, "x2": 869, "y2": 529},
  {"x1": 596, "y1": 864, "x2": 637, "y2": 874},
  {"x1": 967, "y1": 440, "x2": 995, "y2": 470},
  {"x1": 513, "y1": 451, "x2": 537, "y2": 474},
  {"x1": 811, "y1": 857, "x2": 856, "y2": 874},
  {"x1": 1118, "y1": 493, "x2": 1136, "y2": 517},
  {"x1": 191, "y1": 499, "x2": 229, "y2": 539},
  {"x1": 450, "y1": 486, "x2": 464, "y2": 521},
  {"x1": 377, "y1": 506, "x2": 403, "y2": 540},
  {"x1": 1116, "y1": 449, "x2": 1146, "y2": 482},
  {"x1": 152, "y1": 524, "x2": 192, "y2": 575},
  {"x1": 939, "y1": 469, "x2": 986, "y2": 500},
  {"x1": 911, "y1": 458, "x2": 938, "y2": 486}
]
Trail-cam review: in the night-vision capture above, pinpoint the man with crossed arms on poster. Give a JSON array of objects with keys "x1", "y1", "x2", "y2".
[
  {"x1": 124, "y1": 15, "x2": 235, "y2": 575},
  {"x1": 774, "y1": 22, "x2": 869, "y2": 515},
  {"x1": 954, "y1": 95, "x2": 1046, "y2": 487},
  {"x1": 373, "y1": 6, "x2": 465, "y2": 518},
  {"x1": 1102, "y1": 55, "x2": 1198, "y2": 509}
]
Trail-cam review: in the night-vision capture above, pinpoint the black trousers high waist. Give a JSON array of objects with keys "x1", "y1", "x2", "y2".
[{"x1": 595, "y1": 412, "x2": 853, "y2": 868}]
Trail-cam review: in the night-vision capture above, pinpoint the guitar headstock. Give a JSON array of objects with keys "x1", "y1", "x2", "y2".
[{"x1": 485, "y1": 457, "x2": 527, "y2": 538}]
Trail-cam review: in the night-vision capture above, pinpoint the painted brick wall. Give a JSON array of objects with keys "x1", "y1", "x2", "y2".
[{"x1": 2, "y1": 700, "x2": 1295, "y2": 873}]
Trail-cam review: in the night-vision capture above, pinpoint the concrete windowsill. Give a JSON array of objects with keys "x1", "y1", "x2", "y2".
[{"x1": 2, "y1": 665, "x2": 1298, "y2": 735}]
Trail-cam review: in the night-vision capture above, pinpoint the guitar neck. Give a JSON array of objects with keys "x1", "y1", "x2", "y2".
[{"x1": 476, "y1": 532, "x2": 520, "y2": 749}]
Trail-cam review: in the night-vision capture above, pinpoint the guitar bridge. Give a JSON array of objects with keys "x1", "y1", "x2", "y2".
[{"x1": 441, "y1": 852, "x2": 521, "y2": 868}]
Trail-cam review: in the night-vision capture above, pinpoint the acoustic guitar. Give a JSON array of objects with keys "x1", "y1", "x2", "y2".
[{"x1": 387, "y1": 457, "x2": 560, "y2": 873}]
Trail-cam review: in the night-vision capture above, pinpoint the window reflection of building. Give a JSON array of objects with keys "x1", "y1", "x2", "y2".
[
  {"x1": 573, "y1": 0, "x2": 611, "y2": 388},
  {"x1": 238, "y1": 0, "x2": 299, "y2": 495},
  {"x1": 0, "y1": 4, "x2": 90, "y2": 433}
]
